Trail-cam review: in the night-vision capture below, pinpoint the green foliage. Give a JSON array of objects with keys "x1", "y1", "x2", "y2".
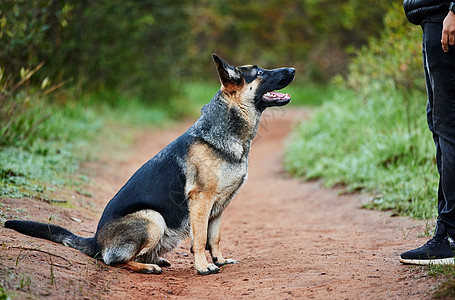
[
  {"x1": 346, "y1": 3, "x2": 425, "y2": 93},
  {"x1": 0, "y1": 1, "x2": 72, "y2": 85},
  {"x1": 285, "y1": 3, "x2": 438, "y2": 219},
  {"x1": 0, "y1": 99, "x2": 101, "y2": 199},
  {"x1": 0, "y1": 287, "x2": 8, "y2": 300},
  {"x1": 60, "y1": 0, "x2": 190, "y2": 102},
  {"x1": 0, "y1": 61, "x2": 81, "y2": 150},
  {"x1": 285, "y1": 85, "x2": 437, "y2": 219},
  {"x1": 1, "y1": 93, "x2": 50, "y2": 148},
  {"x1": 428, "y1": 265, "x2": 455, "y2": 299},
  {"x1": 0, "y1": 0, "x2": 190, "y2": 103},
  {"x1": 188, "y1": 0, "x2": 395, "y2": 82},
  {"x1": 0, "y1": 103, "x2": 160, "y2": 200},
  {"x1": 1, "y1": 0, "x2": 395, "y2": 103},
  {"x1": 433, "y1": 277, "x2": 455, "y2": 299}
]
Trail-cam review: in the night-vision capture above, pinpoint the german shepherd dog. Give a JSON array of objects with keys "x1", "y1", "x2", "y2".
[{"x1": 5, "y1": 54, "x2": 295, "y2": 275}]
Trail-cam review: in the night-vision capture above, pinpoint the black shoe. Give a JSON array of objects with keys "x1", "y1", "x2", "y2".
[{"x1": 399, "y1": 236, "x2": 455, "y2": 265}]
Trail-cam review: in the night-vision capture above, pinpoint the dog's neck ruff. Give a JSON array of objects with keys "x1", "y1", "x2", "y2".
[{"x1": 189, "y1": 93, "x2": 260, "y2": 162}]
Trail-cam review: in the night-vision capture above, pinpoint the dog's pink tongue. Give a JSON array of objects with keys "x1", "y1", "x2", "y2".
[{"x1": 263, "y1": 92, "x2": 291, "y2": 101}]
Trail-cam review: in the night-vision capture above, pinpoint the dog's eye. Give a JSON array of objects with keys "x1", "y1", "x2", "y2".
[{"x1": 257, "y1": 70, "x2": 263, "y2": 75}]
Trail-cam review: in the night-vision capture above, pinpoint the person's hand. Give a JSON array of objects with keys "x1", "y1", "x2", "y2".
[{"x1": 442, "y1": 11, "x2": 455, "y2": 52}]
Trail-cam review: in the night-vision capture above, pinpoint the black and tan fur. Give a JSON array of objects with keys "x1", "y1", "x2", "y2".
[{"x1": 4, "y1": 54, "x2": 295, "y2": 275}]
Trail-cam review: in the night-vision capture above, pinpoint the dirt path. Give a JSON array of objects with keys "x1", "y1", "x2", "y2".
[{"x1": 1, "y1": 108, "x2": 438, "y2": 299}]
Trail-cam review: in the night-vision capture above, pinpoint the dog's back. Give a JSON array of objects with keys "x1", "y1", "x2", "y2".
[{"x1": 96, "y1": 132, "x2": 194, "y2": 232}]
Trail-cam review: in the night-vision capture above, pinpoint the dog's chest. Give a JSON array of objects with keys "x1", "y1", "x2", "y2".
[
  {"x1": 210, "y1": 159, "x2": 248, "y2": 218},
  {"x1": 185, "y1": 141, "x2": 249, "y2": 218}
]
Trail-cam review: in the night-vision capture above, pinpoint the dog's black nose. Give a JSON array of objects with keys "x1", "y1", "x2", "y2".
[{"x1": 289, "y1": 68, "x2": 295, "y2": 76}]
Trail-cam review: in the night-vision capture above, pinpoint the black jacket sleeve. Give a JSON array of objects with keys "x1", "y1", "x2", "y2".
[{"x1": 403, "y1": 0, "x2": 450, "y2": 25}]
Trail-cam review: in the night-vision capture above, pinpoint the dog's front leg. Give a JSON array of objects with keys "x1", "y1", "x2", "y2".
[
  {"x1": 207, "y1": 214, "x2": 238, "y2": 267},
  {"x1": 189, "y1": 194, "x2": 220, "y2": 275}
]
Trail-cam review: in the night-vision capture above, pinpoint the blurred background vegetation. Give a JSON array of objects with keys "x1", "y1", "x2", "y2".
[
  {"x1": 285, "y1": 2, "x2": 432, "y2": 219},
  {"x1": 1, "y1": 0, "x2": 395, "y2": 102}
]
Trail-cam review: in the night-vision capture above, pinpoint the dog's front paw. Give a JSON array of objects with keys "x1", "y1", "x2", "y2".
[
  {"x1": 197, "y1": 263, "x2": 220, "y2": 275},
  {"x1": 214, "y1": 258, "x2": 238, "y2": 267}
]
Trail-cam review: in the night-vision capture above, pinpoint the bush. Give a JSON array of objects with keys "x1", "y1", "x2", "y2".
[
  {"x1": 0, "y1": 1, "x2": 190, "y2": 105},
  {"x1": 345, "y1": 3, "x2": 424, "y2": 93},
  {"x1": 284, "y1": 3, "x2": 438, "y2": 219}
]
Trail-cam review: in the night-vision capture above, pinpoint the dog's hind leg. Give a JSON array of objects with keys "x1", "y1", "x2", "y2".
[
  {"x1": 97, "y1": 210, "x2": 167, "y2": 274},
  {"x1": 207, "y1": 214, "x2": 238, "y2": 267}
]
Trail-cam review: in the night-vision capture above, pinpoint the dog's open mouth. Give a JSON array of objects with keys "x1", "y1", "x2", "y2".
[{"x1": 262, "y1": 91, "x2": 291, "y2": 104}]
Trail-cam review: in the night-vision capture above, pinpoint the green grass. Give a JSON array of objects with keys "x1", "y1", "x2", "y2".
[
  {"x1": 0, "y1": 287, "x2": 8, "y2": 300},
  {"x1": 284, "y1": 80, "x2": 438, "y2": 220},
  {"x1": 427, "y1": 264, "x2": 455, "y2": 299},
  {"x1": 0, "y1": 93, "x2": 172, "y2": 202},
  {"x1": 0, "y1": 99, "x2": 100, "y2": 200}
]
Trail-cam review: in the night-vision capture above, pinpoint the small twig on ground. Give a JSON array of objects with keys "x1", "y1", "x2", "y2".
[
  {"x1": 33, "y1": 196, "x2": 68, "y2": 204},
  {"x1": 9, "y1": 246, "x2": 87, "y2": 268}
]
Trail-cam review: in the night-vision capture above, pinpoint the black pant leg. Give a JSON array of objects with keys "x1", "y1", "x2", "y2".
[{"x1": 422, "y1": 21, "x2": 455, "y2": 235}]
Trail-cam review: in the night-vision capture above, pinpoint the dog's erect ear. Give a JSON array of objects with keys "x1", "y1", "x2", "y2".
[{"x1": 212, "y1": 54, "x2": 244, "y2": 92}]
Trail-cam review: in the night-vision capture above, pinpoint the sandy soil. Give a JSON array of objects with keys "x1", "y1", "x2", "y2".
[{"x1": 0, "y1": 108, "x2": 439, "y2": 299}]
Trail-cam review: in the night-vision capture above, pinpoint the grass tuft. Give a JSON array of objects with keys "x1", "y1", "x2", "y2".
[
  {"x1": 428, "y1": 265, "x2": 455, "y2": 299},
  {"x1": 0, "y1": 91, "x2": 172, "y2": 201}
]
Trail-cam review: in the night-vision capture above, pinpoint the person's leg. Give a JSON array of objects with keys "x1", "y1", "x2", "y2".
[
  {"x1": 400, "y1": 22, "x2": 455, "y2": 265},
  {"x1": 423, "y1": 21, "x2": 455, "y2": 236},
  {"x1": 423, "y1": 25, "x2": 447, "y2": 237},
  {"x1": 423, "y1": 28, "x2": 444, "y2": 222},
  {"x1": 438, "y1": 136, "x2": 455, "y2": 236}
]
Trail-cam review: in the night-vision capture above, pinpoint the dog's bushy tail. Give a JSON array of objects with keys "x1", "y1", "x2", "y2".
[{"x1": 4, "y1": 220, "x2": 98, "y2": 257}]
